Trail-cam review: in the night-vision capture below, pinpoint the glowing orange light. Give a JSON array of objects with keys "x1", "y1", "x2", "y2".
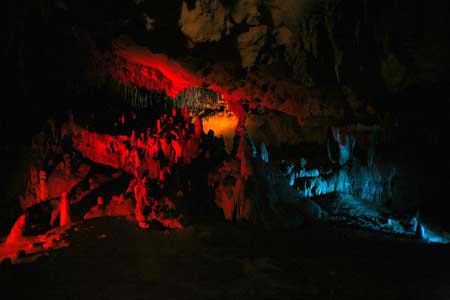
[{"x1": 202, "y1": 112, "x2": 239, "y2": 151}]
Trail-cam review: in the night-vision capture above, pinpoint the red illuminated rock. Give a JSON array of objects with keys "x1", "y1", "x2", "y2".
[
  {"x1": 134, "y1": 177, "x2": 149, "y2": 229},
  {"x1": 105, "y1": 194, "x2": 134, "y2": 217},
  {"x1": 5, "y1": 214, "x2": 27, "y2": 245},
  {"x1": 182, "y1": 106, "x2": 190, "y2": 121},
  {"x1": 97, "y1": 38, "x2": 322, "y2": 125},
  {"x1": 157, "y1": 218, "x2": 183, "y2": 230},
  {"x1": 194, "y1": 116, "x2": 203, "y2": 136},
  {"x1": 39, "y1": 170, "x2": 48, "y2": 203},
  {"x1": 83, "y1": 196, "x2": 106, "y2": 220},
  {"x1": 59, "y1": 192, "x2": 71, "y2": 227}
]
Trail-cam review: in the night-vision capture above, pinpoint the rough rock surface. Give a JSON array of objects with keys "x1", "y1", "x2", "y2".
[
  {"x1": 237, "y1": 25, "x2": 269, "y2": 69},
  {"x1": 179, "y1": 0, "x2": 229, "y2": 43}
]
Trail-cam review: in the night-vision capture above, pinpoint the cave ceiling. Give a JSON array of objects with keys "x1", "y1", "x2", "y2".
[{"x1": 4, "y1": 0, "x2": 450, "y2": 123}]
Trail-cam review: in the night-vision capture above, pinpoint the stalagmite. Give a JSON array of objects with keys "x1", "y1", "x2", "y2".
[
  {"x1": 59, "y1": 192, "x2": 71, "y2": 227},
  {"x1": 5, "y1": 214, "x2": 27, "y2": 245},
  {"x1": 134, "y1": 178, "x2": 149, "y2": 229},
  {"x1": 83, "y1": 196, "x2": 105, "y2": 220},
  {"x1": 328, "y1": 127, "x2": 356, "y2": 166},
  {"x1": 194, "y1": 116, "x2": 203, "y2": 137},
  {"x1": 182, "y1": 105, "x2": 190, "y2": 121},
  {"x1": 38, "y1": 170, "x2": 48, "y2": 203},
  {"x1": 260, "y1": 143, "x2": 269, "y2": 163}
]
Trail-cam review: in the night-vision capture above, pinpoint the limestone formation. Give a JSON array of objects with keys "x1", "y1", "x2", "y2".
[{"x1": 59, "y1": 192, "x2": 71, "y2": 227}]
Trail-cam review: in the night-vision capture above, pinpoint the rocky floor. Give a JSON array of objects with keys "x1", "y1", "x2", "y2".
[{"x1": 1, "y1": 217, "x2": 449, "y2": 300}]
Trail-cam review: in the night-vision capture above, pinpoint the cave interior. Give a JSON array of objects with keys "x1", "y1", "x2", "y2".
[{"x1": 1, "y1": 1, "x2": 449, "y2": 299}]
